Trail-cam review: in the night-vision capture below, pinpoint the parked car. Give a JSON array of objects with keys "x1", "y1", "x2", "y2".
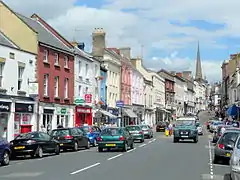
[
  {"x1": 10, "y1": 132, "x2": 60, "y2": 158},
  {"x1": 0, "y1": 137, "x2": 11, "y2": 166},
  {"x1": 78, "y1": 126, "x2": 101, "y2": 147},
  {"x1": 156, "y1": 122, "x2": 167, "y2": 132},
  {"x1": 97, "y1": 127, "x2": 134, "y2": 152},
  {"x1": 140, "y1": 125, "x2": 153, "y2": 139},
  {"x1": 230, "y1": 134, "x2": 240, "y2": 180},
  {"x1": 125, "y1": 125, "x2": 144, "y2": 143},
  {"x1": 51, "y1": 128, "x2": 90, "y2": 151},
  {"x1": 212, "y1": 125, "x2": 232, "y2": 143},
  {"x1": 214, "y1": 128, "x2": 240, "y2": 164},
  {"x1": 210, "y1": 121, "x2": 223, "y2": 133}
]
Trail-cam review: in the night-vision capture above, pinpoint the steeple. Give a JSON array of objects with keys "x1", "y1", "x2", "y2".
[{"x1": 195, "y1": 41, "x2": 203, "y2": 81}]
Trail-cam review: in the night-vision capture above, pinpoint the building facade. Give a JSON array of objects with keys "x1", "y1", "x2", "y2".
[
  {"x1": 100, "y1": 66, "x2": 107, "y2": 109},
  {"x1": 0, "y1": 31, "x2": 37, "y2": 141},
  {"x1": 174, "y1": 75, "x2": 186, "y2": 117}
]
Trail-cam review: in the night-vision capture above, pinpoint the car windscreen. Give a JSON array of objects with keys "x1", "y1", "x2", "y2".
[
  {"x1": 141, "y1": 125, "x2": 149, "y2": 129},
  {"x1": 218, "y1": 132, "x2": 240, "y2": 145},
  {"x1": 176, "y1": 120, "x2": 195, "y2": 126},
  {"x1": 51, "y1": 129, "x2": 70, "y2": 137},
  {"x1": 15, "y1": 133, "x2": 40, "y2": 140},
  {"x1": 126, "y1": 126, "x2": 141, "y2": 131},
  {"x1": 101, "y1": 128, "x2": 122, "y2": 136},
  {"x1": 80, "y1": 126, "x2": 89, "y2": 133}
]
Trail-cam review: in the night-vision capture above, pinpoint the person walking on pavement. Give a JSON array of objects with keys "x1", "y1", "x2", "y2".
[
  {"x1": 40, "y1": 124, "x2": 47, "y2": 132},
  {"x1": 168, "y1": 123, "x2": 173, "y2": 136}
]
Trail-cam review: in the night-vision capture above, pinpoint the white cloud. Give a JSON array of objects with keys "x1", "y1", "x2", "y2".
[{"x1": 3, "y1": 0, "x2": 233, "y2": 81}]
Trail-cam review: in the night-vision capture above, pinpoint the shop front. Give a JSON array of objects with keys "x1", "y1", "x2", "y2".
[
  {"x1": 41, "y1": 108, "x2": 54, "y2": 131},
  {"x1": 122, "y1": 108, "x2": 138, "y2": 127},
  {"x1": 0, "y1": 101, "x2": 11, "y2": 141},
  {"x1": 56, "y1": 107, "x2": 71, "y2": 128},
  {"x1": 132, "y1": 104, "x2": 144, "y2": 124},
  {"x1": 108, "y1": 108, "x2": 119, "y2": 124},
  {"x1": 75, "y1": 106, "x2": 92, "y2": 126},
  {"x1": 14, "y1": 103, "x2": 34, "y2": 137}
]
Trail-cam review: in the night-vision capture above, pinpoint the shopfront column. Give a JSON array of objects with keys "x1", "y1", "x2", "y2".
[{"x1": 0, "y1": 101, "x2": 11, "y2": 141}]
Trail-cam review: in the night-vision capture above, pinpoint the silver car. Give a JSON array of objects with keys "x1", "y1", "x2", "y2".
[
  {"x1": 214, "y1": 128, "x2": 240, "y2": 164},
  {"x1": 230, "y1": 135, "x2": 240, "y2": 180},
  {"x1": 140, "y1": 125, "x2": 153, "y2": 139}
]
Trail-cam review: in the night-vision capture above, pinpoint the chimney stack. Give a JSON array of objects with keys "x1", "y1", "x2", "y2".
[
  {"x1": 182, "y1": 71, "x2": 192, "y2": 80},
  {"x1": 119, "y1": 47, "x2": 131, "y2": 59},
  {"x1": 92, "y1": 28, "x2": 106, "y2": 59}
]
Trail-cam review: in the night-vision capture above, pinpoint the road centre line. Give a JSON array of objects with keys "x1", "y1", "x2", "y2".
[
  {"x1": 139, "y1": 143, "x2": 146, "y2": 147},
  {"x1": 208, "y1": 140, "x2": 214, "y2": 179},
  {"x1": 127, "y1": 148, "x2": 136, "y2": 153},
  {"x1": 107, "y1": 154, "x2": 123, "y2": 161},
  {"x1": 70, "y1": 162, "x2": 101, "y2": 175}
]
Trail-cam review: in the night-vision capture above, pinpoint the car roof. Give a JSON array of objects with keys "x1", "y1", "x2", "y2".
[
  {"x1": 177, "y1": 117, "x2": 196, "y2": 121},
  {"x1": 224, "y1": 128, "x2": 240, "y2": 133}
]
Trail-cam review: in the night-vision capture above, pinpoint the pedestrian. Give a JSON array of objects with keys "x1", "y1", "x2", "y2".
[
  {"x1": 40, "y1": 124, "x2": 46, "y2": 132},
  {"x1": 168, "y1": 123, "x2": 173, "y2": 136}
]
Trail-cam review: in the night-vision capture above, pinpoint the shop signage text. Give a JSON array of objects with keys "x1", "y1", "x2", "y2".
[
  {"x1": 15, "y1": 103, "x2": 34, "y2": 113},
  {"x1": 76, "y1": 107, "x2": 91, "y2": 113},
  {"x1": 84, "y1": 94, "x2": 92, "y2": 103},
  {"x1": 116, "y1": 100, "x2": 124, "y2": 107},
  {"x1": 74, "y1": 98, "x2": 85, "y2": 105},
  {"x1": 0, "y1": 101, "x2": 11, "y2": 112}
]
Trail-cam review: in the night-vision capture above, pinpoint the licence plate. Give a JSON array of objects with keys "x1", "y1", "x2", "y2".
[
  {"x1": 60, "y1": 144, "x2": 64, "y2": 146},
  {"x1": 160, "y1": 128, "x2": 164, "y2": 129},
  {"x1": 181, "y1": 136, "x2": 188, "y2": 138},
  {"x1": 105, "y1": 144, "x2": 116, "y2": 147},
  {"x1": 226, "y1": 153, "x2": 231, "y2": 157},
  {"x1": 14, "y1": 146, "x2": 25, "y2": 150}
]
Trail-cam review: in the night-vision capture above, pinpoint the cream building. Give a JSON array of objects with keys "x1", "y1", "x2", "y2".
[
  {"x1": 194, "y1": 81, "x2": 207, "y2": 111},
  {"x1": 131, "y1": 58, "x2": 155, "y2": 126}
]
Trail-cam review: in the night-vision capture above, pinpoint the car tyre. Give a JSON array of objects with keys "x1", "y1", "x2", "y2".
[
  {"x1": 55, "y1": 145, "x2": 60, "y2": 155},
  {"x1": 130, "y1": 142, "x2": 134, "y2": 149},
  {"x1": 73, "y1": 142, "x2": 78, "y2": 151},
  {"x1": 140, "y1": 139, "x2": 144, "y2": 143},
  {"x1": 213, "y1": 155, "x2": 220, "y2": 164},
  {"x1": 36, "y1": 146, "x2": 43, "y2": 158},
  {"x1": 85, "y1": 141, "x2": 90, "y2": 149},
  {"x1": 93, "y1": 139, "x2": 97, "y2": 147},
  {"x1": 98, "y1": 147, "x2": 103, "y2": 152},
  {"x1": 173, "y1": 138, "x2": 179, "y2": 143},
  {"x1": 122, "y1": 143, "x2": 128, "y2": 152},
  {"x1": 193, "y1": 137, "x2": 198, "y2": 143},
  {"x1": 1, "y1": 151, "x2": 10, "y2": 166}
]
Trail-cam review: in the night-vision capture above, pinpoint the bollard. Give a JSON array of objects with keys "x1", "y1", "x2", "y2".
[{"x1": 165, "y1": 128, "x2": 169, "y2": 136}]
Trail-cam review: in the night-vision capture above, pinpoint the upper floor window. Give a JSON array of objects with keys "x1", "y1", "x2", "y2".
[
  {"x1": 18, "y1": 66, "x2": 25, "y2": 90},
  {"x1": 43, "y1": 50, "x2": 48, "y2": 62},
  {"x1": 64, "y1": 78, "x2": 69, "y2": 98},
  {"x1": 43, "y1": 74, "x2": 49, "y2": 96},
  {"x1": 95, "y1": 64, "x2": 98, "y2": 77},
  {"x1": 78, "y1": 85, "x2": 82, "y2": 97},
  {"x1": 85, "y1": 87, "x2": 89, "y2": 94},
  {"x1": 85, "y1": 64, "x2": 89, "y2": 77},
  {"x1": 78, "y1": 61, "x2": 81, "y2": 76},
  {"x1": 54, "y1": 53, "x2": 59, "y2": 65},
  {"x1": 64, "y1": 56, "x2": 69, "y2": 68},
  {"x1": 54, "y1": 76, "x2": 59, "y2": 97},
  {"x1": 0, "y1": 63, "x2": 4, "y2": 87}
]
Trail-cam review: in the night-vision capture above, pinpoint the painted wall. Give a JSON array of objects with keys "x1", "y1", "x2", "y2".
[
  {"x1": 0, "y1": 2, "x2": 38, "y2": 54},
  {"x1": 121, "y1": 61, "x2": 132, "y2": 105},
  {"x1": 37, "y1": 45, "x2": 74, "y2": 104},
  {"x1": 131, "y1": 69, "x2": 144, "y2": 105},
  {"x1": 100, "y1": 69, "x2": 107, "y2": 105}
]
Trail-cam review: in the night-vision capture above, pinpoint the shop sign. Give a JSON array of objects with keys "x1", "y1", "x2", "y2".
[
  {"x1": 84, "y1": 94, "x2": 92, "y2": 103},
  {"x1": 76, "y1": 107, "x2": 91, "y2": 113},
  {"x1": 56, "y1": 107, "x2": 69, "y2": 115},
  {"x1": 28, "y1": 82, "x2": 39, "y2": 96},
  {"x1": 15, "y1": 103, "x2": 34, "y2": 113},
  {"x1": 116, "y1": 100, "x2": 124, "y2": 107},
  {"x1": 74, "y1": 98, "x2": 85, "y2": 105},
  {"x1": 0, "y1": 101, "x2": 11, "y2": 112}
]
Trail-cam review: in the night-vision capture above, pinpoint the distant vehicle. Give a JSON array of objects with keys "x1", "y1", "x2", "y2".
[
  {"x1": 230, "y1": 135, "x2": 240, "y2": 180},
  {"x1": 212, "y1": 125, "x2": 232, "y2": 143},
  {"x1": 196, "y1": 122, "x2": 203, "y2": 135},
  {"x1": 97, "y1": 127, "x2": 134, "y2": 152},
  {"x1": 126, "y1": 125, "x2": 144, "y2": 143},
  {"x1": 51, "y1": 128, "x2": 90, "y2": 151},
  {"x1": 173, "y1": 117, "x2": 198, "y2": 143},
  {"x1": 78, "y1": 126, "x2": 101, "y2": 147},
  {"x1": 140, "y1": 125, "x2": 153, "y2": 139},
  {"x1": 214, "y1": 128, "x2": 240, "y2": 164},
  {"x1": 156, "y1": 122, "x2": 167, "y2": 132},
  {"x1": 10, "y1": 132, "x2": 60, "y2": 158},
  {"x1": 0, "y1": 137, "x2": 11, "y2": 166},
  {"x1": 210, "y1": 121, "x2": 224, "y2": 133}
]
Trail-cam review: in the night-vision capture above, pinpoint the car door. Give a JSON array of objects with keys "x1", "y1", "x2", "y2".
[
  {"x1": 124, "y1": 129, "x2": 132, "y2": 146},
  {"x1": 77, "y1": 128, "x2": 88, "y2": 147},
  {"x1": 71, "y1": 128, "x2": 82, "y2": 147},
  {"x1": 38, "y1": 132, "x2": 53, "y2": 152}
]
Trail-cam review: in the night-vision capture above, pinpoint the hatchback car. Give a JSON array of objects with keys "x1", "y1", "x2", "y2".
[
  {"x1": 79, "y1": 126, "x2": 101, "y2": 147},
  {"x1": 0, "y1": 137, "x2": 11, "y2": 166},
  {"x1": 230, "y1": 135, "x2": 240, "y2": 180},
  {"x1": 156, "y1": 122, "x2": 167, "y2": 132},
  {"x1": 10, "y1": 132, "x2": 60, "y2": 158},
  {"x1": 97, "y1": 127, "x2": 134, "y2": 152},
  {"x1": 214, "y1": 128, "x2": 240, "y2": 164},
  {"x1": 125, "y1": 125, "x2": 144, "y2": 142},
  {"x1": 140, "y1": 125, "x2": 153, "y2": 139},
  {"x1": 51, "y1": 128, "x2": 90, "y2": 151}
]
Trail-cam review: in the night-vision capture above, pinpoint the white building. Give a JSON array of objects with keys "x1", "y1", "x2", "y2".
[
  {"x1": 186, "y1": 81, "x2": 196, "y2": 113},
  {"x1": 195, "y1": 81, "x2": 207, "y2": 111},
  {"x1": 174, "y1": 75, "x2": 186, "y2": 117},
  {"x1": 0, "y1": 31, "x2": 37, "y2": 141},
  {"x1": 210, "y1": 83, "x2": 221, "y2": 108},
  {"x1": 73, "y1": 44, "x2": 101, "y2": 120}
]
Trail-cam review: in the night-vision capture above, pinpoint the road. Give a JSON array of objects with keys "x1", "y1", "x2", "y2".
[{"x1": 0, "y1": 111, "x2": 231, "y2": 180}]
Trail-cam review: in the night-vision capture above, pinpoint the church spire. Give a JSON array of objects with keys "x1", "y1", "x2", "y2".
[{"x1": 195, "y1": 41, "x2": 203, "y2": 81}]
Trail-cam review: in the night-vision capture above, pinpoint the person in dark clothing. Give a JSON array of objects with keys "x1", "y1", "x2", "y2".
[{"x1": 57, "y1": 124, "x2": 64, "y2": 128}]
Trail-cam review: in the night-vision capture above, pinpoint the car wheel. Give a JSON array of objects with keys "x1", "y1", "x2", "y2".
[
  {"x1": 93, "y1": 139, "x2": 97, "y2": 147},
  {"x1": 98, "y1": 147, "x2": 103, "y2": 152},
  {"x1": 2, "y1": 151, "x2": 10, "y2": 166},
  {"x1": 122, "y1": 143, "x2": 128, "y2": 152},
  {"x1": 193, "y1": 137, "x2": 198, "y2": 143},
  {"x1": 140, "y1": 139, "x2": 144, "y2": 143},
  {"x1": 55, "y1": 145, "x2": 60, "y2": 155},
  {"x1": 36, "y1": 146, "x2": 43, "y2": 158},
  {"x1": 85, "y1": 141, "x2": 90, "y2": 149},
  {"x1": 173, "y1": 138, "x2": 179, "y2": 143},
  {"x1": 73, "y1": 142, "x2": 78, "y2": 151},
  {"x1": 130, "y1": 142, "x2": 134, "y2": 149},
  {"x1": 213, "y1": 155, "x2": 220, "y2": 164}
]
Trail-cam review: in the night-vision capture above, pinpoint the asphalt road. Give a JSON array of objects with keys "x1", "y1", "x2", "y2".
[{"x1": 0, "y1": 111, "x2": 231, "y2": 180}]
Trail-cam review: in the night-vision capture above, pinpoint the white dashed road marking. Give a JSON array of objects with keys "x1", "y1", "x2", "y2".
[
  {"x1": 208, "y1": 140, "x2": 214, "y2": 179},
  {"x1": 127, "y1": 148, "x2": 136, "y2": 153},
  {"x1": 139, "y1": 143, "x2": 146, "y2": 147},
  {"x1": 70, "y1": 162, "x2": 101, "y2": 175},
  {"x1": 107, "y1": 154, "x2": 123, "y2": 161}
]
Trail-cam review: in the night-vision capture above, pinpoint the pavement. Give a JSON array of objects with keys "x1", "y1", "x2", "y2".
[{"x1": 0, "y1": 111, "x2": 231, "y2": 180}]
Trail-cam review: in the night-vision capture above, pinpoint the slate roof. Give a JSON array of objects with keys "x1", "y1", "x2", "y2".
[
  {"x1": 16, "y1": 13, "x2": 72, "y2": 53},
  {"x1": 0, "y1": 31, "x2": 17, "y2": 48}
]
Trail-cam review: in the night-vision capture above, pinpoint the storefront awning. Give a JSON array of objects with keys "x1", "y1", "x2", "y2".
[
  {"x1": 123, "y1": 109, "x2": 138, "y2": 118},
  {"x1": 160, "y1": 109, "x2": 171, "y2": 113},
  {"x1": 98, "y1": 110, "x2": 117, "y2": 119}
]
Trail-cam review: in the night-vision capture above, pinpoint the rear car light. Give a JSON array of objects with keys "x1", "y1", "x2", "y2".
[
  {"x1": 218, "y1": 144, "x2": 224, "y2": 149},
  {"x1": 139, "y1": 131, "x2": 143, "y2": 134},
  {"x1": 119, "y1": 136, "x2": 125, "y2": 141},
  {"x1": 26, "y1": 140, "x2": 36, "y2": 144},
  {"x1": 96, "y1": 137, "x2": 102, "y2": 141},
  {"x1": 64, "y1": 135, "x2": 73, "y2": 139}
]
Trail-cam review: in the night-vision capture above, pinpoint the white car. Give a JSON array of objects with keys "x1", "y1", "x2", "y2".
[{"x1": 196, "y1": 123, "x2": 203, "y2": 135}]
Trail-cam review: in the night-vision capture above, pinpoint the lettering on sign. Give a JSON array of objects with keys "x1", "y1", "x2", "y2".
[
  {"x1": 77, "y1": 108, "x2": 91, "y2": 113},
  {"x1": 84, "y1": 94, "x2": 92, "y2": 103},
  {"x1": 0, "y1": 104, "x2": 9, "y2": 111}
]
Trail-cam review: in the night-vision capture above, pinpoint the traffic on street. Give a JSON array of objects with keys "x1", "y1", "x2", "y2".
[{"x1": 0, "y1": 111, "x2": 235, "y2": 180}]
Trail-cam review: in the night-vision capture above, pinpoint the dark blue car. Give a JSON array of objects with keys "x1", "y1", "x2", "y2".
[
  {"x1": 79, "y1": 126, "x2": 101, "y2": 147},
  {"x1": 0, "y1": 137, "x2": 11, "y2": 166}
]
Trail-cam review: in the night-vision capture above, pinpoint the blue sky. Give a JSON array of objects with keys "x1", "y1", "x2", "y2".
[{"x1": 5, "y1": 0, "x2": 240, "y2": 82}]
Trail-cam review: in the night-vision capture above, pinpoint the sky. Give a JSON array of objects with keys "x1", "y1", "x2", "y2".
[{"x1": 3, "y1": 0, "x2": 240, "y2": 82}]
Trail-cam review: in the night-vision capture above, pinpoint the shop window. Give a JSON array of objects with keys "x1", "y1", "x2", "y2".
[
  {"x1": 0, "y1": 113, "x2": 8, "y2": 140},
  {"x1": 0, "y1": 63, "x2": 5, "y2": 87},
  {"x1": 57, "y1": 115, "x2": 69, "y2": 128},
  {"x1": 43, "y1": 114, "x2": 52, "y2": 131},
  {"x1": 14, "y1": 113, "x2": 32, "y2": 136}
]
